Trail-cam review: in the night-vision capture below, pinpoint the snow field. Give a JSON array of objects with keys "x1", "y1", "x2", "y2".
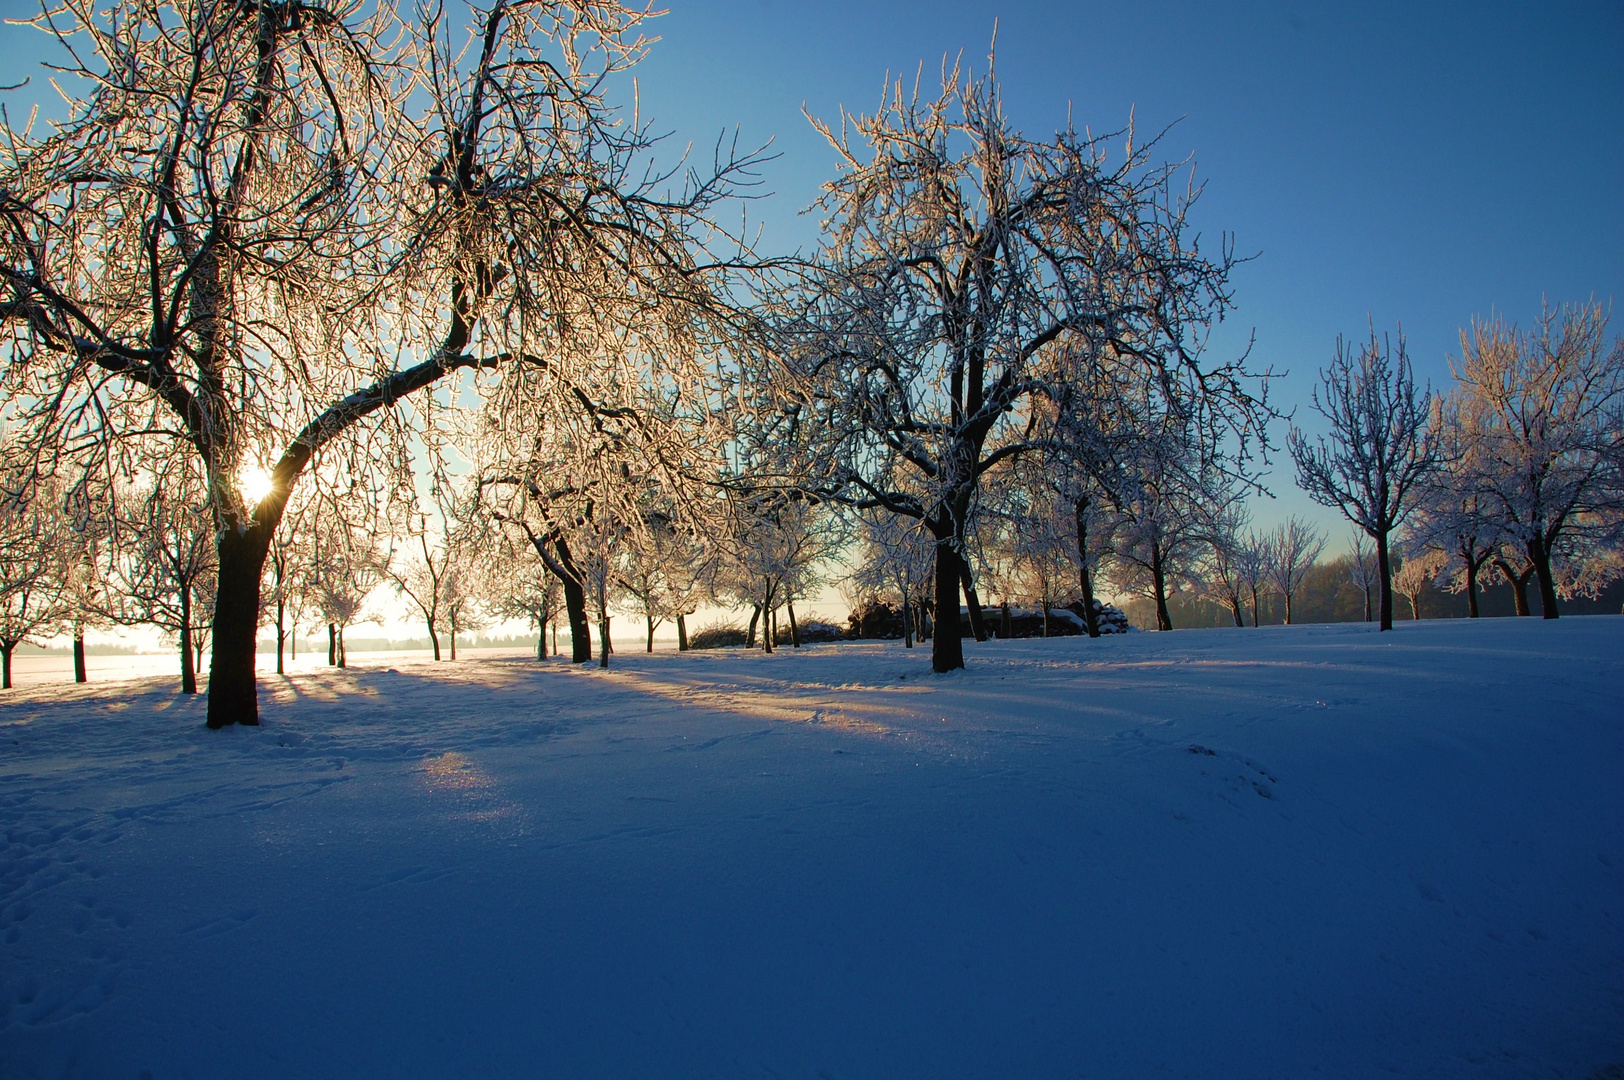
[{"x1": 1, "y1": 617, "x2": 1621, "y2": 1079}]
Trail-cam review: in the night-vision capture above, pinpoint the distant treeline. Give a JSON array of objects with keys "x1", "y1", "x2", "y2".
[{"x1": 1124, "y1": 554, "x2": 1624, "y2": 630}]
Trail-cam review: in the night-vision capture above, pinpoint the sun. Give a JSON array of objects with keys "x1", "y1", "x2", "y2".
[{"x1": 240, "y1": 465, "x2": 276, "y2": 507}]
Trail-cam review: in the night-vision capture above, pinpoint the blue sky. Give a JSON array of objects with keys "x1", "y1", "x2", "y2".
[{"x1": 3, "y1": 0, "x2": 1620, "y2": 540}]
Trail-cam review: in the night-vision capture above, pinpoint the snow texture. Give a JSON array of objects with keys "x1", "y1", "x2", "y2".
[{"x1": 2, "y1": 618, "x2": 1621, "y2": 1079}]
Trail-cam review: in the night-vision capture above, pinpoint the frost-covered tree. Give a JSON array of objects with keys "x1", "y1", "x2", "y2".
[
  {"x1": 1290, "y1": 325, "x2": 1439, "y2": 631},
  {"x1": 1449, "y1": 302, "x2": 1624, "y2": 618},
  {"x1": 1393, "y1": 548, "x2": 1446, "y2": 621},
  {"x1": 1197, "y1": 506, "x2": 1251, "y2": 628},
  {"x1": 849, "y1": 510, "x2": 936, "y2": 647},
  {"x1": 107, "y1": 458, "x2": 218, "y2": 694},
  {"x1": 1347, "y1": 532, "x2": 1379, "y2": 623},
  {"x1": 0, "y1": 0, "x2": 757, "y2": 726},
  {"x1": 1262, "y1": 518, "x2": 1325, "y2": 626},
  {"x1": 781, "y1": 55, "x2": 1264, "y2": 670},
  {"x1": 0, "y1": 468, "x2": 68, "y2": 689}
]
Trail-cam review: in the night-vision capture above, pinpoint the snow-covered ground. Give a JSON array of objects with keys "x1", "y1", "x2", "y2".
[{"x1": 2, "y1": 618, "x2": 1620, "y2": 1079}]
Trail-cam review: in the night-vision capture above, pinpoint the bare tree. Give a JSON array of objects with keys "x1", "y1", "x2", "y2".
[
  {"x1": 1347, "y1": 531, "x2": 1379, "y2": 622},
  {"x1": 0, "y1": 467, "x2": 67, "y2": 689},
  {"x1": 1290, "y1": 325, "x2": 1439, "y2": 630},
  {"x1": 1263, "y1": 518, "x2": 1325, "y2": 626},
  {"x1": 107, "y1": 459, "x2": 218, "y2": 694},
  {"x1": 1449, "y1": 302, "x2": 1624, "y2": 618},
  {"x1": 782, "y1": 54, "x2": 1264, "y2": 671}
]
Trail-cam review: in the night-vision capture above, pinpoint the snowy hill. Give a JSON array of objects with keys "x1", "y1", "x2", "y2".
[{"x1": 2, "y1": 618, "x2": 1620, "y2": 1078}]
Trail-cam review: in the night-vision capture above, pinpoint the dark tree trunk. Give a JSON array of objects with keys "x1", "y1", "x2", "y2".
[
  {"x1": 1151, "y1": 545, "x2": 1173, "y2": 632},
  {"x1": 536, "y1": 621, "x2": 546, "y2": 660},
  {"x1": 598, "y1": 615, "x2": 611, "y2": 669},
  {"x1": 275, "y1": 594, "x2": 285, "y2": 675},
  {"x1": 1528, "y1": 535, "x2": 1561, "y2": 619},
  {"x1": 1249, "y1": 586, "x2": 1260, "y2": 627},
  {"x1": 563, "y1": 576, "x2": 591, "y2": 662},
  {"x1": 73, "y1": 633, "x2": 87, "y2": 683},
  {"x1": 1363, "y1": 586, "x2": 1372, "y2": 623},
  {"x1": 769, "y1": 606, "x2": 779, "y2": 651},
  {"x1": 932, "y1": 538, "x2": 964, "y2": 672},
  {"x1": 677, "y1": 613, "x2": 689, "y2": 651},
  {"x1": 337, "y1": 625, "x2": 346, "y2": 668},
  {"x1": 1228, "y1": 599, "x2": 1244, "y2": 628},
  {"x1": 428, "y1": 623, "x2": 441, "y2": 661},
  {"x1": 1, "y1": 642, "x2": 13, "y2": 689},
  {"x1": 1464, "y1": 557, "x2": 1480, "y2": 619},
  {"x1": 787, "y1": 602, "x2": 800, "y2": 648},
  {"x1": 999, "y1": 601, "x2": 1013, "y2": 640},
  {"x1": 1375, "y1": 529, "x2": 1394, "y2": 631},
  {"x1": 1041, "y1": 602, "x2": 1051, "y2": 638},
  {"x1": 902, "y1": 597, "x2": 914, "y2": 648},
  {"x1": 328, "y1": 623, "x2": 337, "y2": 665},
  {"x1": 1074, "y1": 499, "x2": 1101, "y2": 638},
  {"x1": 1408, "y1": 591, "x2": 1422, "y2": 620},
  {"x1": 646, "y1": 614, "x2": 655, "y2": 652},
  {"x1": 762, "y1": 597, "x2": 775, "y2": 654},
  {"x1": 551, "y1": 619, "x2": 558, "y2": 657},
  {"x1": 1283, "y1": 591, "x2": 1294, "y2": 626},
  {"x1": 449, "y1": 625, "x2": 457, "y2": 660},
  {"x1": 179, "y1": 588, "x2": 197, "y2": 695},
  {"x1": 205, "y1": 524, "x2": 277, "y2": 725},
  {"x1": 746, "y1": 605, "x2": 760, "y2": 648}
]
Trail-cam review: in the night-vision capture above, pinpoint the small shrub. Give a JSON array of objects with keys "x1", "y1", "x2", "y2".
[
  {"x1": 773, "y1": 619, "x2": 846, "y2": 646},
  {"x1": 688, "y1": 623, "x2": 748, "y2": 650}
]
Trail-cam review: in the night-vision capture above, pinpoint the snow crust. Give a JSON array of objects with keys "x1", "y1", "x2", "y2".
[{"x1": 2, "y1": 618, "x2": 1621, "y2": 1078}]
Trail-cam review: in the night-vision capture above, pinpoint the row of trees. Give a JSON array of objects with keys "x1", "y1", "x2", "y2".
[{"x1": 1, "y1": 0, "x2": 1617, "y2": 722}]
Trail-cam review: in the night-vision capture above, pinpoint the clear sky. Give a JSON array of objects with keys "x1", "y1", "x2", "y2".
[{"x1": 2, "y1": 0, "x2": 1620, "y2": 555}]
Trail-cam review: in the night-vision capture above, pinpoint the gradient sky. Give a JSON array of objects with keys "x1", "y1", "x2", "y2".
[{"x1": 3, "y1": 0, "x2": 1621, "y2": 542}]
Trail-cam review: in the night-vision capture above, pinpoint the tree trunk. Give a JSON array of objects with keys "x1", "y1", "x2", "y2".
[
  {"x1": 598, "y1": 615, "x2": 611, "y2": 669},
  {"x1": 787, "y1": 602, "x2": 801, "y2": 648},
  {"x1": 1283, "y1": 591, "x2": 1293, "y2": 626},
  {"x1": 954, "y1": 550, "x2": 988, "y2": 642},
  {"x1": 762, "y1": 596, "x2": 775, "y2": 654},
  {"x1": 1151, "y1": 545, "x2": 1172, "y2": 632},
  {"x1": 536, "y1": 621, "x2": 546, "y2": 660},
  {"x1": 932, "y1": 538, "x2": 964, "y2": 672},
  {"x1": 428, "y1": 622, "x2": 441, "y2": 661},
  {"x1": 328, "y1": 623, "x2": 337, "y2": 665},
  {"x1": 1074, "y1": 499, "x2": 1101, "y2": 638},
  {"x1": 179, "y1": 588, "x2": 197, "y2": 695},
  {"x1": 1, "y1": 642, "x2": 12, "y2": 689},
  {"x1": 1495, "y1": 559, "x2": 1532, "y2": 616},
  {"x1": 1375, "y1": 528, "x2": 1394, "y2": 631},
  {"x1": 1041, "y1": 601, "x2": 1050, "y2": 638},
  {"x1": 73, "y1": 632, "x2": 87, "y2": 683},
  {"x1": 646, "y1": 614, "x2": 655, "y2": 652},
  {"x1": 902, "y1": 597, "x2": 914, "y2": 648},
  {"x1": 1228, "y1": 599, "x2": 1244, "y2": 628},
  {"x1": 999, "y1": 601, "x2": 1013, "y2": 640},
  {"x1": 1249, "y1": 586, "x2": 1260, "y2": 627},
  {"x1": 562, "y1": 576, "x2": 591, "y2": 662},
  {"x1": 1528, "y1": 535, "x2": 1561, "y2": 620},
  {"x1": 337, "y1": 625, "x2": 346, "y2": 668},
  {"x1": 746, "y1": 605, "x2": 761, "y2": 648},
  {"x1": 205, "y1": 524, "x2": 277, "y2": 726},
  {"x1": 1408, "y1": 591, "x2": 1421, "y2": 620},
  {"x1": 1362, "y1": 586, "x2": 1372, "y2": 623},
  {"x1": 449, "y1": 623, "x2": 457, "y2": 660},
  {"x1": 275, "y1": 593, "x2": 286, "y2": 675},
  {"x1": 1464, "y1": 557, "x2": 1480, "y2": 619},
  {"x1": 677, "y1": 613, "x2": 689, "y2": 652}
]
